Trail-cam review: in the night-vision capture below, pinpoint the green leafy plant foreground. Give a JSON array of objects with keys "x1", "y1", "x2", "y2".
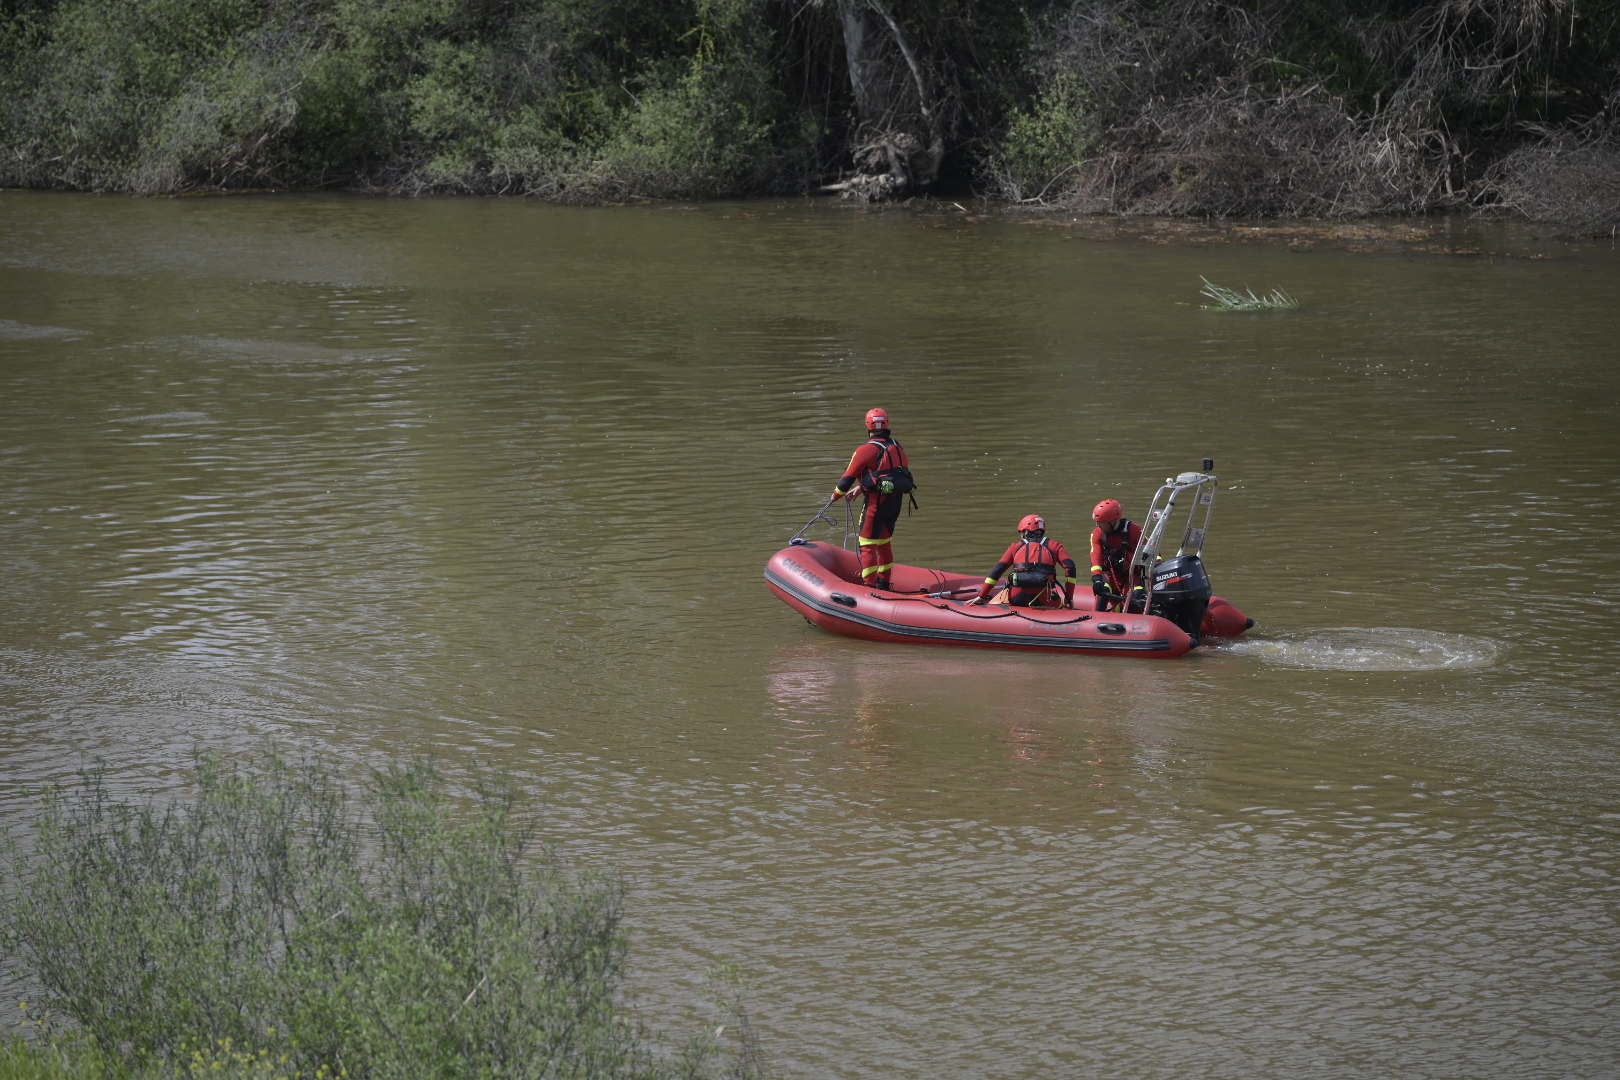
[{"x1": 1, "y1": 750, "x2": 760, "y2": 1079}]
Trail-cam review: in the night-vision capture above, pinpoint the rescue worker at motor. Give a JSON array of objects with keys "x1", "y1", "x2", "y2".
[
  {"x1": 970, "y1": 515, "x2": 1079, "y2": 608},
  {"x1": 1089, "y1": 498, "x2": 1144, "y2": 611},
  {"x1": 831, "y1": 407, "x2": 913, "y2": 592}
]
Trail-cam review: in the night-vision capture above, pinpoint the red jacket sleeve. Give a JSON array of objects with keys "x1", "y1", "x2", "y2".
[
  {"x1": 835, "y1": 442, "x2": 884, "y2": 495},
  {"x1": 1051, "y1": 541, "x2": 1078, "y2": 581},
  {"x1": 982, "y1": 540, "x2": 1022, "y2": 583}
]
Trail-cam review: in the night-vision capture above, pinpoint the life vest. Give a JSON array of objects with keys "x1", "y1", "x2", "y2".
[
  {"x1": 1097, "y1": 520, "x2": 1137, "y2": 578},
  {"x1": 1009, "y1": 538, "x2": 1059, "y2": 587}
]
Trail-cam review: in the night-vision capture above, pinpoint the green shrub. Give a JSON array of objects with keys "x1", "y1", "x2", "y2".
[
  {"x1": 564, "y1": 0, "x2": 786, "y2": 200},
  {"x1": 0, "y1": 1030, "x2": 115, "y2": 1079},
  {"x1": 987, "y1": 71, "x2": 1096, "y2": 202},
  {"x1": 132, "y1": 48, "x2": 306, "y2": 191},
  {"x1": 0, "y1": 0, "x2": 267, "y2": 189},
  {"x1": 2, "y1": 749, "x2": 759, "y2": 1079},
  {"x1": 582, "y1": 67, "x2": 775, "y2": 200}
]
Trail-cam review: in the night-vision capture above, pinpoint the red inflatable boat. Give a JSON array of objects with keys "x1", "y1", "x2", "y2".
[
  {"x1": 764, "y1": 541, "x2": 1252, "y2": 659},
  {"x1": 765, "y1": 461, "x2": 1253, "y2": 659}
]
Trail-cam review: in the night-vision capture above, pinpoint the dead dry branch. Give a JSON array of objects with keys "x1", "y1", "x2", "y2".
[
  {"x1": 1060, "y1": 83, "x2": 1464, "y2": 218},
  {"x1": 1479, "y1": 103, "x2": 1620, "y2": 235}
]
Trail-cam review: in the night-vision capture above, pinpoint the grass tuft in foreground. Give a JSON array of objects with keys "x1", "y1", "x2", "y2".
[
  {"x1": 1199, "y1": 276, "x2": 1300, "y2": 311},
  {"x1": 1, "y1": 747, "x2": 761, "y2": 1079}
]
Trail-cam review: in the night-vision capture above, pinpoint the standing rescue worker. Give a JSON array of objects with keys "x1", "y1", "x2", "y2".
[
  {"x1": 971, "y1": 515, "x2": 1078, "y2": 608},
  {"x1": 831, "y1": 407, "x2": 913, "y2": 592},
  {"x1": 1089, "y1": 498, "x2": 1144, "y2": 611}
]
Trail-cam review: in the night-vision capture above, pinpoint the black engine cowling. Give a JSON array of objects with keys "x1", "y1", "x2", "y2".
[{"x1": 1146, "y1": 554, "x2": 1213, "y2": 642}]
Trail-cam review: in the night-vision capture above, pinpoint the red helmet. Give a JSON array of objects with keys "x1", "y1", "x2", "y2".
[
  {"x1": 1017, "y1": 514, "x2": 1045, "y2": 533},
  {"x1": 864, "y1": 407, "x2": 890, "y2": 432},
  {"x1": 1092, "y1": 499, "x2": 1123, "y2": 525}
]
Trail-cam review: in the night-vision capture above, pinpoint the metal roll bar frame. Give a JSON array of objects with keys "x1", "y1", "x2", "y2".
[{"x1": 1125, "y1": 457, "x2": 1218, "y2": 614}]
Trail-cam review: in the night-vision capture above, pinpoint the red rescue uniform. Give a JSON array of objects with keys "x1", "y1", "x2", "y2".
[
  {"x1": 833, "y1": 434, "x2": 910, "y2": 590},
  {"x1": 1089, "y1": 518, "x2": 1143, "y2": 602},
  {"x1": 978, "y1": 536, "x2": 1078, "y2": 608}
]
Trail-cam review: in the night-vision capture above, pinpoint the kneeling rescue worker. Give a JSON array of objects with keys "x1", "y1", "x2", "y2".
[
  {"x1": 831, "y1": 407, "x2": 914, "y2": 592},
  {"x1": 1089, "y1": 498, "x2": 1144, "y2": 611},
  {"x1": 971, "y1": 515, "x2": 1078, "y2": 608}
]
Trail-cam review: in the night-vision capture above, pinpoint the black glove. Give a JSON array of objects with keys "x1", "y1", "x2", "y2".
[{"x1": 1091, "y1": 574, "x2": 1108, "y2": 596}]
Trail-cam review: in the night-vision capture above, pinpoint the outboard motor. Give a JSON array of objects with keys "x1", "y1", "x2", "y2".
[{"x1": 1147, "y1": 554, "x2": 1213, "y2": 642}]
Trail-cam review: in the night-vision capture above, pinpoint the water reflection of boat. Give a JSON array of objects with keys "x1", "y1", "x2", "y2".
[{"x1": 764, "y1": 462, "x2": 1254, "y2": 659}]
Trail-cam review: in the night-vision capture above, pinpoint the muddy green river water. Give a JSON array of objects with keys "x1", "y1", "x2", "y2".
[{"x1": 3, "y1": 191, "x2": 1617, "y2": 1078}]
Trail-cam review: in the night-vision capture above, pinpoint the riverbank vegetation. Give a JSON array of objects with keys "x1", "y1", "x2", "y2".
[
  {"x1": 0, "y1": 750, "x2": 761, "y2": 1079},
  {"x1": 1, "y1": 0, "x2": 1615, "y2": 232}
]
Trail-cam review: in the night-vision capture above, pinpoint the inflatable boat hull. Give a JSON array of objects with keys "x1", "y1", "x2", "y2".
[{"x1": 764, "y1": 542, "x2": 1252, "y2": 659}]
